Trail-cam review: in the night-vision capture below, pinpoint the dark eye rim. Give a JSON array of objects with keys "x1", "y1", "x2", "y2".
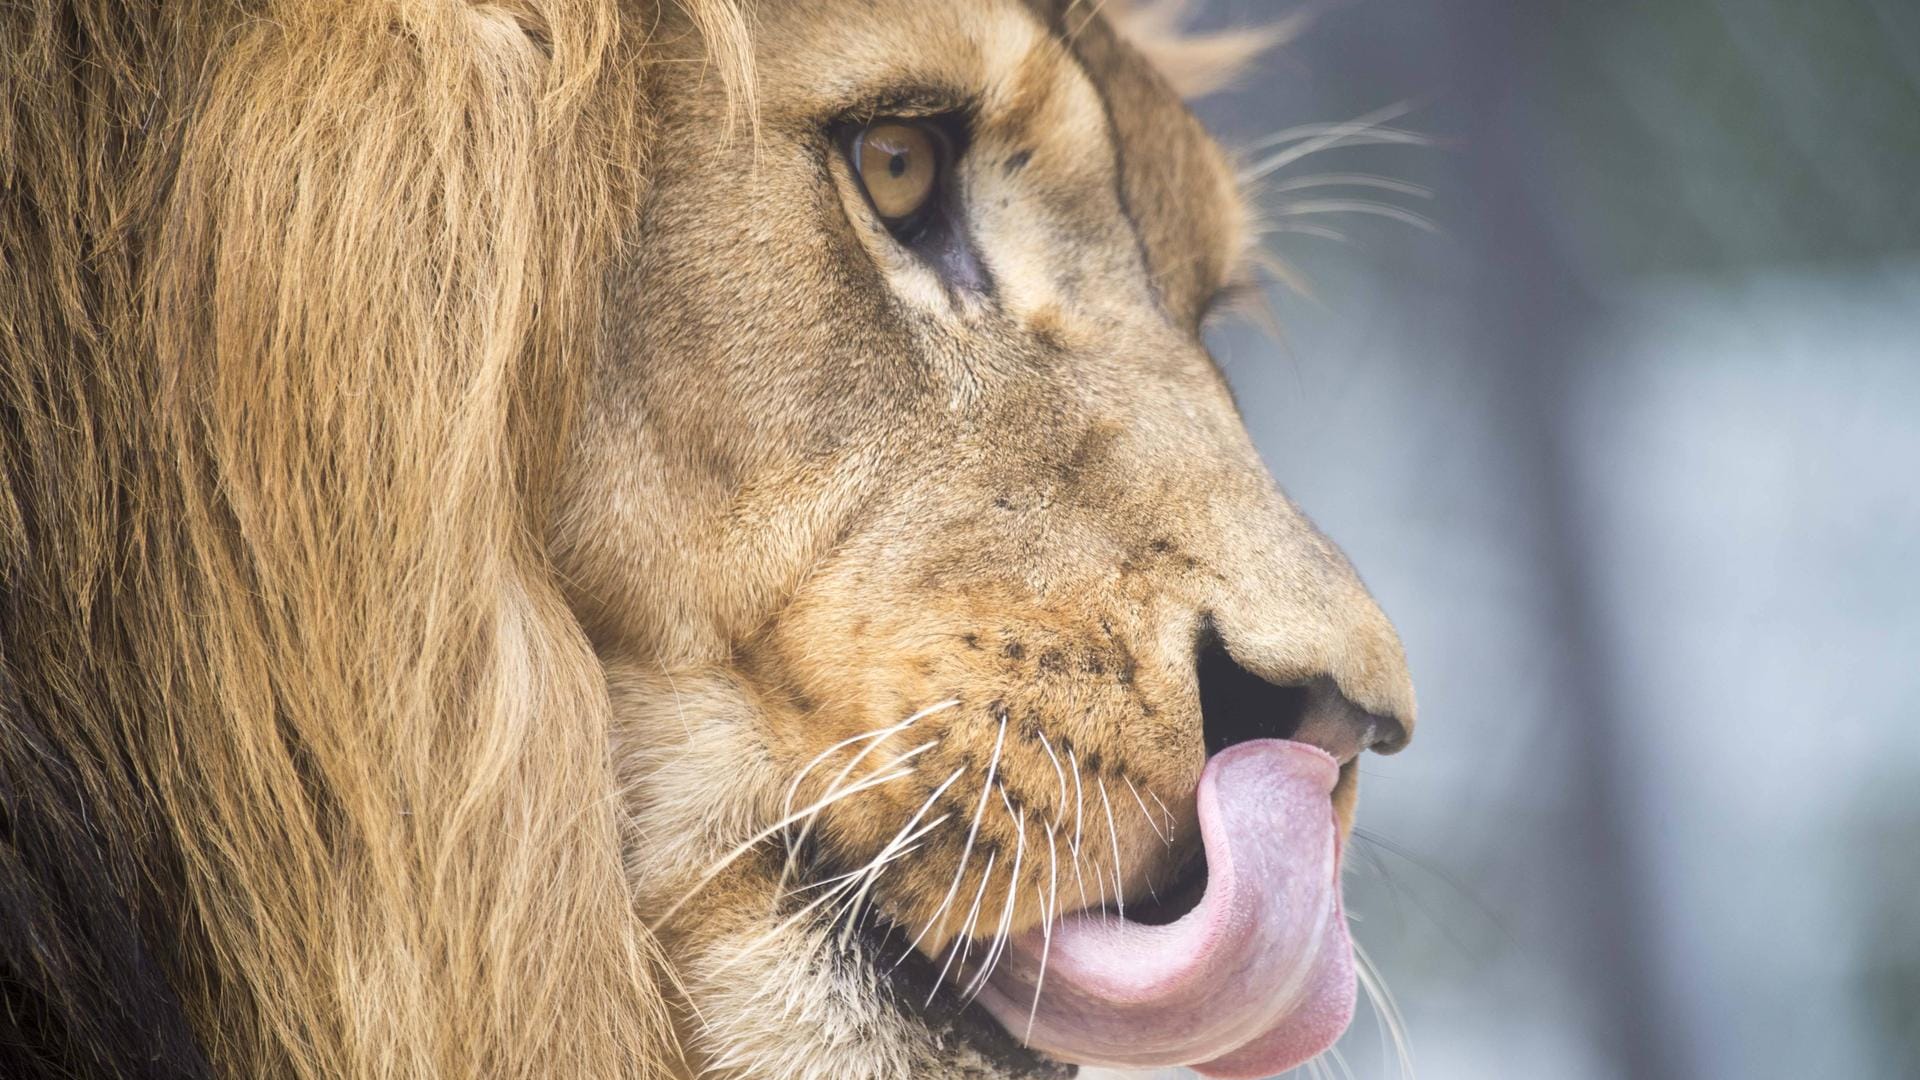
[
  {"x1": 834, "y1": 114, "x2": 968, "y2": 244},
  {"x1": 830, "y1": 109, "x2": 989, "y2": 294}
]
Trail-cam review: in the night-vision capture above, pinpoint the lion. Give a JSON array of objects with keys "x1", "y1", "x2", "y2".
[{"x1": 0, "y1": 2, "x2": 1415, "y2": 1079}]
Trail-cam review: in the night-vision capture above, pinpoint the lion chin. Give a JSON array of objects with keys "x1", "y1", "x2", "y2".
[{"x1": 3, "y1": 2, "x2": 1413, "y2": 1079}]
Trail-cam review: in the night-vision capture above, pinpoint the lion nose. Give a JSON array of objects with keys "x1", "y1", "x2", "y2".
[{"x1": 1196, "y1": 630, "x2": 1410, "y2": 765}]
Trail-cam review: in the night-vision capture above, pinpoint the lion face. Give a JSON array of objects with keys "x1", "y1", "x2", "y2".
[{"x1": 551, "y1": 1, "x2": 1416, "y2": 1076}]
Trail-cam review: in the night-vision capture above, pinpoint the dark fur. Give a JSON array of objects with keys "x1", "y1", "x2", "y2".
[
  {"x1": 2, "y1": 6, "x2": 212, "y2": 1075},
  {"x1": 0, "y1": 664, "x2": 214, "y2": 1080}
]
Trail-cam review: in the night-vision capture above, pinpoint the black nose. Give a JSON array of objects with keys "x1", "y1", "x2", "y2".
[{"x1": 1197, "y1": 632, "x2": 1407, "y2": 763}]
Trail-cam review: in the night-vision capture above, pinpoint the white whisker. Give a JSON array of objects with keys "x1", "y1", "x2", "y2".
[
  {"x1": 652, "y1": 761, "x2": 921, "y2": 928},
  {"x1": 777, "y1": 700, "x2": 957, "y2": 893},
  {"x1": 1034, "y1": 730, "x2": 1069, "y2": 828},
  {"x1": 1065, "y1": 746, "x2": 1091, "y2": 913},
  {"x1": 709, "y1": 871, "x2": 867, "y2": 976},
  {"x1": 1264, "y1": 172, "x2": 1433, "y2": 199},
  {"x1": 1239, "y1": 106, "x2": 1413, "y2": 153},
  {"x1": 1124, "y1": 776, "x2": 1170, "y2": 844},
  {"x1": 1026, "y1": 822, "x2": 1061, "y2": 1041},
  {"x1": 1098, "y1": 777, "x2": 1126, "y2": 920},
  {"x1": 718, "y1": 824, "x2": 947, "y2": 980},
  {"x1": 827, "y1": 832, "x2": 937, "y2": 935},
  {"x1": 964, "y1": 804, "x2": 1026, "y2": 1001},
  {"x1": 779, "y1": 699, "x2": 954, "y2": 827},
  {"x1": 1244, "y1": 127, "x2": 1428, "y2": 182},
  {"x1": 1272, "y1": 198, "x2": 1438, "y2": 233},
  {"x1": 1355, "y1": 939, "x2": 1416, "y2": 1079},
  {"x1": 903, "y1": 709, "x2": 1007, "y2": 962},
  {"x1": 1242, "y1": 128, "x2": 1433, "y2": 182},
  {"x1": 833, "y1": 766, "x2": 967, "y2": 949},
  {"x1": 1259, "y1": 222, "x2": 1353, "y2": 243},
  {"x1": 1239, "y1": 103, "x2": 1431, "y2": 184},
  {"x1": 930, "y1": 851, "x2": 997, "y2": 1004},
  {"x1": 1146, "y1": 787, "x2": 1176, "y2": 839}
]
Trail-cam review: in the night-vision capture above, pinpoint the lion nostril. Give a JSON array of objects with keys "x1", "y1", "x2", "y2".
[
  {"x1": 1196, "y1": 632, "x2": 1407, "y2": 764},
  {"x1": 1197, "y1": 636, "x2": 1313, "y2": 758}
]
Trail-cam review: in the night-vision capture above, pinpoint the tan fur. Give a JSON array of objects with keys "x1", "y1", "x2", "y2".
[
  {"x1": 564, "y1": 2, "x2": 1412, "y2": 1077},
  {"x1": 2, "y1": 2, "x2": 744, "y2": 1077},
  {"x1": 3, "y1": 2, "x2": 1409, "y2": 1078}
]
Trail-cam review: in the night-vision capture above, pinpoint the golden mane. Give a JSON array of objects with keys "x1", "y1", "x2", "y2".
[{"x1": 1, "y1": 3, "x2": 743, "y2": 1077}]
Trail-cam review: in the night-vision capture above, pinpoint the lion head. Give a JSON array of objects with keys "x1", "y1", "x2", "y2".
[{"x1": 1, "y1": 2, "x2": 1412, "y2": 1079}]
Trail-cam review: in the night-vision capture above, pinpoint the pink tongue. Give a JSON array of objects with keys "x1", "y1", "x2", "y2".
[{"x1": 975, "y1": 740, "x2": 1354, "y2": 1077}]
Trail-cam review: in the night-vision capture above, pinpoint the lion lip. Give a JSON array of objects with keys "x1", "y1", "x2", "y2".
[{"x1": 973, "y1": 740, "x2": 1355, "y2": 1077}]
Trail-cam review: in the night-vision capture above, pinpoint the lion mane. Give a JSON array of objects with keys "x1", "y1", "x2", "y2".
[{"x1": 1, "y1": 3, "x2": 745, "y2": 1077}]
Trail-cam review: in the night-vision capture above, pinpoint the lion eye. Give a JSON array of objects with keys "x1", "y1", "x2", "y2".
[
  {"x1": 834, "y1": 112, "x2": 984, "y2": 289},
  {"x1": 851, "y1": 121, "x2": 943, "y2": 232}
]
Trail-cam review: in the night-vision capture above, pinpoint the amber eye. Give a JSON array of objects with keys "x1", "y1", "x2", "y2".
[{"x1": 851, "y1": 121, "x2": 943, "y2": 229}]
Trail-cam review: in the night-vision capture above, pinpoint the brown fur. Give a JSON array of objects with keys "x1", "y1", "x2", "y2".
[
  {"x1": 2, "y1": 2, "x2": 745, "y2": 1077},
  {"x1": 2, "y1": 2, "x2": 1411, "y2": 1078}
]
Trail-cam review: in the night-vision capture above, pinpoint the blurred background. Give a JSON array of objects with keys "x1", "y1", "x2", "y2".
[{"x1": 1176, "y1": 1, "x2": 1920, "y2": 1078}]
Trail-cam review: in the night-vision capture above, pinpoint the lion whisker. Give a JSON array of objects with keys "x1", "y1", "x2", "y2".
[
  {"x1": 1097, "y1": 777, "x2": 1126, "y2": 920},
  {"x1": 996, "y1": 782, "x2": 1020, "y2": 837},
  {"x1": 1268, "y1": 198, "x2": 1438, "y2": 233},
  {"x1": 710, "y1": 827, "x2": 942, "y2": 981},
  {"x1": 780, "y1": 699, "x2": 954, "y2": 825},
  {"x1": 777, "y1": 700, "x2": 957, "y2": 893},
  {"x1": 652, "y1": 757, "x2": 923, "y2": 928},
  {"x1": 1146, "y1": 787, "x2": 1177, "y2": 837},
  {"x1": 944, "y1": 734, "x2": 1021, "y2": 980},
  {"x1": 975, "y1": 791, "x2": 1036, "y2": 976},
  {"x1": 826, "y1": 833, "x2": 937, "y2": 937},
  {"x1": 709, "y1": 871, "x2": 870, "y2": 978},
  {"x1": 1355, "y1": 938, "x2": 1416, "y2": 1079},
  {"x1": 902, "y1": 707, "x2": 1006, "y2": 963},
  {"x1": 1034, "y1": 730, "x2": 1069, "y2": 829},
  {"x1": 1124, "y1": 775, "x2": 1170, "y2": 845},
  {"x1": 1258, "y1": 222, "x2": 1353, "y2": 243},
  {"x1": 1065, "y1": 746, "x2": 1092, "y2": 916},
  {"x1": 1239, "y1": 104, "x2": 1416, "y2": 152},
  {"x1": 1241, "y1": 128, "x2": 1434, "y2": 183},
  {"x1": 960, "y1": 799, "x2": 1026, "y2": 1001},
  {"x1": 782, "y1": 734, "x2": 939, "y2": 858},
  {"x1": 1025, "y1": 821, "x2": 1061, "y2": 1041},
  {"x1": 1262, "y1": 171, "x2": 1435, "y2": 199},
  {"x1": 930, "y1": 850, "x2": 997, "y2": 1005},
  {"x1": 832, "y1": 765, "x2": 967, "y2": 949},
  {"x1": 1238, "y1": 103, "x2": 1432, "y2": 183}
]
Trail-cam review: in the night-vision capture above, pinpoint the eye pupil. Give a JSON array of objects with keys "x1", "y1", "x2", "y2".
[{"x1": 852, "y1": 120, "x2": 943, "y2": 228}]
